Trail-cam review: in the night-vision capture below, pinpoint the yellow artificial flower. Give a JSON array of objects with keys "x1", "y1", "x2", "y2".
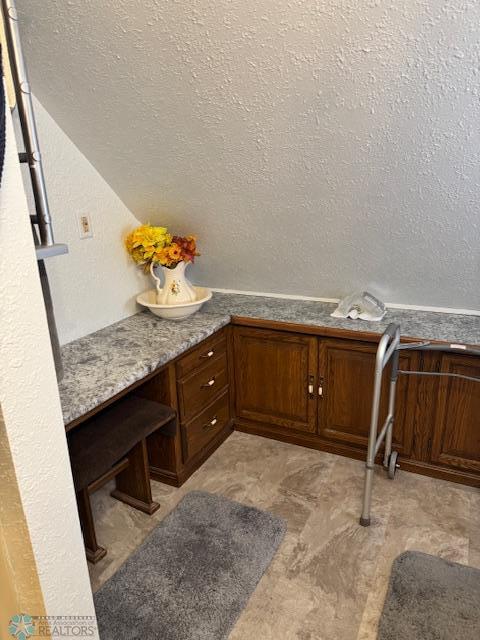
[
  {"x1": 125, "y1": 224, "x2": 171, "y2": 265},
  {"x1": 153, "y1": 246, "x2": 170, "y2": 266}
]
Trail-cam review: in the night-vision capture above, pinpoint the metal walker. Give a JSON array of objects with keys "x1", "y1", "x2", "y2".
[{"x1": 360, "y1": 323, "x2": 480, "y2": 527}]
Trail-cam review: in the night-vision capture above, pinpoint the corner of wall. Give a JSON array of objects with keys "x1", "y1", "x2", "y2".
[{"x1": 29, "y1": 97, "x2": 146, "y2": 345}]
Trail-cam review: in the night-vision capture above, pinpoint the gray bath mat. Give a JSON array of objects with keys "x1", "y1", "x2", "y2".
[
  {"x1": 94, "y1": 491, "x2": 286, "y2": 639},
  {"x1": 378, "y1": 550, "x2": 480, "y2": 640}
]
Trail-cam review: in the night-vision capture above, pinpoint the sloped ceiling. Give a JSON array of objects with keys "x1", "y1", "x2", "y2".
[{"x1": 16, "y1": 0, "x2": 480, "y2": 308}]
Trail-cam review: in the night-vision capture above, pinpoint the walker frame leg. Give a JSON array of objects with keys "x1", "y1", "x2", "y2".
[
  {"x1": 360, "y1": 354, "x2": 384, "y2": 526},
  {"x1": 383, "y1": 350, "x2": 399, "y2": 468},
  {"x1": 360, "y1": 324, "x2": 400, "y2": 527},
  {"x1": 360, "y1": 465, "x2": 374, "y2": 527}
]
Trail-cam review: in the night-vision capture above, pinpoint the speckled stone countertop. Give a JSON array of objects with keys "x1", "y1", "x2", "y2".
[
  {"x1": 59, "y1": 292, "x2": 479, "y2": 425},
  {"x1": 59, "y1": 309, "x2": 230, "y2": 425},
  {"x1": 202, "y1": 293, "x2": 480, "y2": 344}
]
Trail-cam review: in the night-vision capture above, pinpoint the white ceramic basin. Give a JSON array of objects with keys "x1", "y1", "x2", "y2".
[{"x1": 136, "y1": 287, "x2": 212, "y2": 320}]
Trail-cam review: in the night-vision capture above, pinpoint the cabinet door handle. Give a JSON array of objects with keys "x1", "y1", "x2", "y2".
[
  {"x1": 200, "y1": 350, "x2": 214, "y2": 359},
  {"x1": 202, "y1": 377, "x2": 216, "y2": 388},
  {"x1": 308, "y1": 374, "x2": 315, "y2": 398},
  {"x1": 318, "y1": 377, "x2": 324, "y2": 397},
  {"x1": 203, "y1": 416, "x2": 218, "y2": 430}
]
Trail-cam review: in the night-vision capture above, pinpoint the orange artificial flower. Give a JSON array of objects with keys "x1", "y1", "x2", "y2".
[{"x1": 168, "y1": 243, "x2": 182, "y2": 261}]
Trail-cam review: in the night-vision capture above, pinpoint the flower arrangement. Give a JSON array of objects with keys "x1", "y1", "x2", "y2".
[
  {"x1": 125, "y1": 224, "x2": 199, "y2": 271},
  {"x1": 126, "y1": 223, "x2": 210, "y2": 314}
]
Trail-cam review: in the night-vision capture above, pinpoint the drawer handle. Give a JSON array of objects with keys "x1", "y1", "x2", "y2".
[
  {"x1": 200, "y1": 350, "x2": 215, "y2": 359},
  {"x1": 203, "y1": 416, "x2": 218, "y2": 430},
  {"x1": 202, "y1": 377, "x2": 216, "y2": 388}
]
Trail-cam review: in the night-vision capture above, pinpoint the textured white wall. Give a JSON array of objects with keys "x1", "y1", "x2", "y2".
[
  {"x1": 17, "y1": 0, "x2": 480, "y2": 310},
  {"x1": 0, "y1": 97, "x2": 98, "y2": 629},
  {"x1": 28, "y1": 98, "x2": 147, "y2": 345}
]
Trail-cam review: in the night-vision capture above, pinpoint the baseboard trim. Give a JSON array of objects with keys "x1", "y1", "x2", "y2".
[{"x1": 150, "y1": 466, "x2": 181, "y2": 487}]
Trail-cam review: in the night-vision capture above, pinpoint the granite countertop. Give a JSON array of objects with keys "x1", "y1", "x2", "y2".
[
  {"x1": 202, "y1": 293, "x2": 480, "y2": 344},
  {"x1": 59, "y1": 292, "x2": 479, "y2": 426},
  {"x1": 59, "y1": 309, "x2": 230, "y2": 425}
]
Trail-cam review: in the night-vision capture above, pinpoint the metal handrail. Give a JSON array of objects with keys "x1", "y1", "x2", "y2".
[{"x1": 1, "y1": 0, "x2": 67, "y2": 258}]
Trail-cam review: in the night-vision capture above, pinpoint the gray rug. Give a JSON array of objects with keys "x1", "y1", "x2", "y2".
[
  {"x1": 378, "y1": 551, "x2": 480, "y2": 640},
  {"x1": 94, "y1": 491, "x2": 286, "y2": 639}
]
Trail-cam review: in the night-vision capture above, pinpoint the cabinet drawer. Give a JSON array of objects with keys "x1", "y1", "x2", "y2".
[
  {"x1": 176, "y1": 331, "x2": 227, "y2": 379},
  {"x1": 178, "y1": 353, "x2": 228, "y2": 420},
  {"x1": 182, "y1": 391, "x2": 230, "y2": 462}
]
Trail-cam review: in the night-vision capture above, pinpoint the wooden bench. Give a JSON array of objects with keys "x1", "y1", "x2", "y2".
[{"x1": 67, "y1": 394, "x2": 176, "y2": 563}]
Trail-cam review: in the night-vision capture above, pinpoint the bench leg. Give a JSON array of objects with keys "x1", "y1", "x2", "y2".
[
  {"x1": 76, "y1": 489, "x2": 107, "y2": 564},
  {"x1": 111, "y1": 439, "x2": 160, "y2": 515}
]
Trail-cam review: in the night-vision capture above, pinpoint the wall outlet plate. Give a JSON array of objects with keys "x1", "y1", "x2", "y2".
[{"x1": 78, "y1": 214, "x2": 93, "y2": 239}]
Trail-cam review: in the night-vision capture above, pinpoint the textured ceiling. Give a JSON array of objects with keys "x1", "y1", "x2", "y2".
[{"x1": 16, "y1": 0, "x2": 480, "y2": 309}]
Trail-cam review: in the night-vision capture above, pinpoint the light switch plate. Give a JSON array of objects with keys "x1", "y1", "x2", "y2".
[{"x1": 78, "y1": 214, "x2": 93, "y2": 239}]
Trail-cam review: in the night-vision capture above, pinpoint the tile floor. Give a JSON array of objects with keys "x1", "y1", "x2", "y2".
[{"x1": 89, "y1": 431, "x2": 480, "y2": 639}]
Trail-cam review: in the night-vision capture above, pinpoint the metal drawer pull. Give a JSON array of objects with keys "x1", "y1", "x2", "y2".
[
  {"x1": 203, "y1": 416, "x2": 218, "y2": 430},
  {"x1": 201, "y1": 350, "x2": 214, "y2": 359},
  {"x1": 202, "y1": 377, "x2": 216, "y2": 388}
]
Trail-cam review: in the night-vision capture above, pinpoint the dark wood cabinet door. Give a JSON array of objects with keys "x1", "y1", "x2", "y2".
[
  {"x1": 233, "y1": 327, "x2": 318, "y2": 433},
  {"x1": 430, "y1": 354, "x2": 480, "y2": 472},
  {"x1": 318, "y1": 339, "x2": 418, "y2": 454}
]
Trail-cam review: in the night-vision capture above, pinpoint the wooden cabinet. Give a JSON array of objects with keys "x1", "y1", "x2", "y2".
[
  {"x1": 73, "y1": 319, "x2": 478, "y2": 490},
  {"x1": 140, "y1": 328, "x2": 233, "y2": 486},
  {"x1": 134, "y1": 322, "x2": 479, "y2": 488},
  {"x1": 233, "y1": 327, "x2": 318, "y2": 433},
  {"x1": 232, "y1": 323, "x2": 479, "y2": 487},
  {"x1": 317, "y1": 339, "x2": 418, "y2": 455},
  {"x1": 430, "y1": 353, "x2": 480, "y2": 473},
  {"x1": 176, "y1": 331, "x2": 232, "y2": 464}
]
